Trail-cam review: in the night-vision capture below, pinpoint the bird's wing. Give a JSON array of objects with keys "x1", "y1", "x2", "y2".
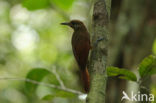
[{"x1": 72, "y1": 41, "x2": 90, "y2": 70}]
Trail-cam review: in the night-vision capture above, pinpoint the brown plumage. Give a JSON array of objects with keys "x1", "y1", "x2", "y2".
[{"x1": 61, "y1": 20, "x2": 91, "y2": 92}]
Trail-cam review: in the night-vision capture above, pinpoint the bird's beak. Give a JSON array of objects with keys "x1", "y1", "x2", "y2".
[{"x1": 60, "y1": 22, "x2": 70, "y2": 26}]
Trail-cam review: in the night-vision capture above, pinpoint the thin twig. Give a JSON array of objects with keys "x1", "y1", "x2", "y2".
[
  {"x1": 52, "y1": 66, "x2": 65, "y2": 88},
  {"x1": 0, "y1": 77, "x2": 84, "y2": 95}
]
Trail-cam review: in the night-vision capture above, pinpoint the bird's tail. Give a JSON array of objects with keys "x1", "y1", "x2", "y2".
[{"x1": 81, "y1": 68, "x2": 90, "y2": 93}]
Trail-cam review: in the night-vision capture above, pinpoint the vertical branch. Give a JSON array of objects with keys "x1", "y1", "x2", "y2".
[{"x1": 87, "y1": 0, "x2": 111, "y2": 103}]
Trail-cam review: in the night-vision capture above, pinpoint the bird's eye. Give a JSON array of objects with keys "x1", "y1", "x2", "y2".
[
  {"x1": 70, "y1": 22, "x2": 80, "y2": 28},
  {"x1": 71, "y1": 22, "x2": 75, "y2": 25}
]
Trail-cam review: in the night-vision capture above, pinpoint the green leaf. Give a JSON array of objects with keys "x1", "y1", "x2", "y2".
[
  {"x1": 55, "y1": 91, "x2": 76, "y2": 98},
  {"x1": 25, "y1": 68, "x2": 51, "y2": 93},
  {"x1": 42, "y1": 91, "x2": 76, "y2": 100},
  {"x1": 50, "y1": 0, "x2": 74, "y2": 10},
  {"x1": 42, "y1": 94, "x2": 54, "y2": 100},
  {"x1": 107, "y1": 67, "x2": 137, "y2": 81},
  {"x1": 22, "y1": 0, "x2": 49, "y2": 10},
  {"x1": 153, "y1": 39, "x2": 156, "y2": 55},
  {"x1": 139, "y1": 55, "x2": 156, "y2": 77}
]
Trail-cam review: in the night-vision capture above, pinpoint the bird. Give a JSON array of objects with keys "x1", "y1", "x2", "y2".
[{"x1": 61, "y1": 20, "x2": 91, "y2": 92}]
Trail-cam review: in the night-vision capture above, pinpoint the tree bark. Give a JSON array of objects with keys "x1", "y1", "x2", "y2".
[{"x1": 87, "y1": 0, "x2": 111, "y2": 103}]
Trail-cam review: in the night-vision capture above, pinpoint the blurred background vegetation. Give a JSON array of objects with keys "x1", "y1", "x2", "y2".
[{"x1": 0, "y1": 0, "x2": 155, "y2": 103}]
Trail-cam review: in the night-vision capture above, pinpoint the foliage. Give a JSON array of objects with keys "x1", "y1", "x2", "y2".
[
  {"x1": 22, "y1": 0, "x2": 74, "y2": 11},
  {"x1": 41, "y1": 91, "x2": 76, "y2": 100},
  {"x1": 107, "y1": 67, "x2": 137, "y2": 81},
  {"x1": 22, "y1": 0, "x2": 49, "y2": 10},
  {"x1": 25, "y1": 68, "x2": 51, "y2": 93},
  {"x1": 49, "y1": 0, "x2": 74, "y2": 10},
  {"x1": 153, "y1": 39, "x2": 156, "y2": 55},
  {"x1": 139, "y1": 55, "x2": 156, "y2": 78},
  {"x1": 107, "y1": 55, "x2": 156, "y2": 83}
]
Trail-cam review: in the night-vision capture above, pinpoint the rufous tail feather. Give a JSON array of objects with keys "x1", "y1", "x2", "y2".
[{"x1": 81, "y1": 68, "x2": 90, "y2": 92}]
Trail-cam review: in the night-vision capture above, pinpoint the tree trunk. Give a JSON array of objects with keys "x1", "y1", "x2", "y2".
[{"x1": 87, "y1": 0, "x2": 111, "y2": 103}]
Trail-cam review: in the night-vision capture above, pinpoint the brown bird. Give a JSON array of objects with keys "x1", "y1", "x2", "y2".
[{"x1": 61, "y1": 20, "x2": 91, "y2": 92}]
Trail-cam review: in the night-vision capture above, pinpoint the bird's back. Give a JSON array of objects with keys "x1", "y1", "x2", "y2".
[
  {"x1": 72, "y1": 30, "x2": 91, "y2": 92},
  {"x1": 72, "y1": 30, "x2": 91, "y2": 70}
]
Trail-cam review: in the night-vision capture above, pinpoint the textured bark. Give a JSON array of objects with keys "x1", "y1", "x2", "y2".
[{"x1": 87, "y1": 0, "x2": 111, "y2": 103}]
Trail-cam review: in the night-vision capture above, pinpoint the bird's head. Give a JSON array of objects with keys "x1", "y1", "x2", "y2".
[{"x1": 61, "y1": 20, "x2": 86, "y2": 30}]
